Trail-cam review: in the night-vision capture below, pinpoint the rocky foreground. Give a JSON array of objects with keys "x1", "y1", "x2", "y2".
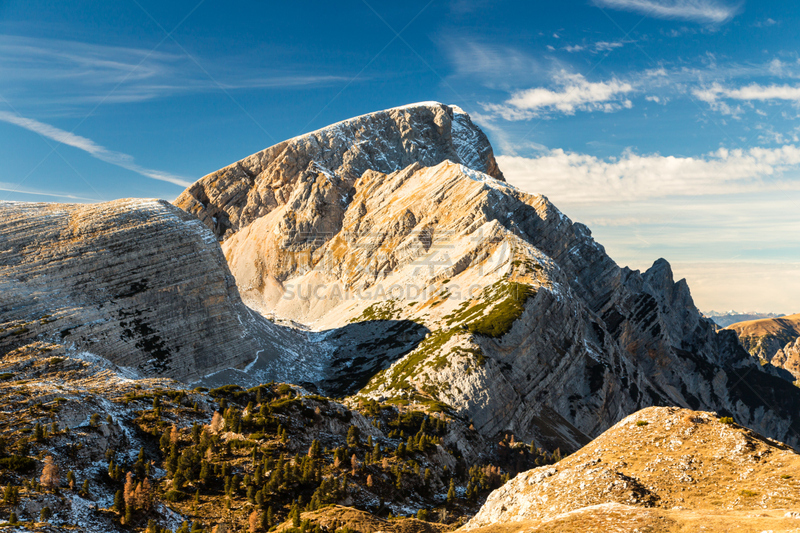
[{"x1": 465, "y1": 406, "x2": 800, "y2": 532}]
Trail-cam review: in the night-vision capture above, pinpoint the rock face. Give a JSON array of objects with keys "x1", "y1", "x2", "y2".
[
  {"x1": 0, "y1": 199, "x2": 270, "y2": 381},
  {"x1": 727, "y1": 313, "x2": 800, "y2": 381},
  {"x1": 174, "y1": 102, "x2": 503, "y2": 241},
  {"x1": 342, "y1": 163, "x2": 800, "y2": 453},
  {"x1": 465, "y1": 406, "x2": 800, "y2": 532},
  {"x1": 171, "y1": 102, "x2": 800, "y2": 454}
]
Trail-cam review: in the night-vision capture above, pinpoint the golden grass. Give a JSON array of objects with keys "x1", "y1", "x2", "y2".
[{"x1": 726, "y1": 313, "x2": 800, "y2": 338}]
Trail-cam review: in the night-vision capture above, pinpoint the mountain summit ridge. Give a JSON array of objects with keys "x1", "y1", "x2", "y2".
[{"x1": 175, "y1": 101, "x2": 503, "y2": 241}]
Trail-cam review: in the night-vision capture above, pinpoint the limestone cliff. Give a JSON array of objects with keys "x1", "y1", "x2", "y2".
[{"x1": 0, "y1": 199, "x2": 273, "y2": 381}]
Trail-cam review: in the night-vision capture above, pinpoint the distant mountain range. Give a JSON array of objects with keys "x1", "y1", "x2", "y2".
[{"x1": 704, "y1": 310, "x2": 785, "y2": 328}]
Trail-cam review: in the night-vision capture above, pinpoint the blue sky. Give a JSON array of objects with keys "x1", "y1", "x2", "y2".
[{"x1": 1, "y1": 0, "x2": 799, "y2": 312}]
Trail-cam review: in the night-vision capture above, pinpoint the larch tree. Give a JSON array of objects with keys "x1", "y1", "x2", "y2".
[
  {"x1": 209, "y1": 411, "x2": 225, "y2": 434},
  {"x1": 40, "y1": 456, "x2": 60, "y2": 490},
  {"x1": 248, "y1": 510, "x2": 261, "y2": 533},
  {"x1": 123, "y1": 472, "x2": 136, "y2": 509}
]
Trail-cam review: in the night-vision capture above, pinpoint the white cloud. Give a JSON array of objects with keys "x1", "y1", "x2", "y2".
[
  {"x1": 693, "y1": 82, "x2": 800, "y2": 114},
  {"x1": 594, "y1": 41, "x2": 626, "y2": 52},
  {"x1": 591, "y1": 0, "x2": 741, "y2": 24},
  {"x1": 0, "y1": 111, "x2": 192, "y2": 187},
  {"x1": 726, "y1": 83, "x2": 800, "y2": 101},
  {"x1": 485, "y1": 72, "x2": 633, "y2": 119},
  {"x1": 563, "y1": 40, "x2": 628, "y2": 53},
  {"x1": 499, "y1": 148, "x2": 800, "y2": 311},
  {"x1": 753, "y1": 17, "x2": 778, "y2": 28},
  {"x1": 498, "y1": 145, "x2": 800, "y2": 204}
]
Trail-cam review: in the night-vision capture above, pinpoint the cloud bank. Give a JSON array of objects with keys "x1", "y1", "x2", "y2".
[{"x1": 498, "y1": 145, "x2": 800, "y2": 203}]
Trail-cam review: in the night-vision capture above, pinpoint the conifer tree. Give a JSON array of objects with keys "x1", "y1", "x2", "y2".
[
  {"x1": 114, "y1": 490, "x2": 125, "y2": 514},
  {"x1": 447, "y1": 478, "x2": 456, "y2": 504},
  {"x1": 124, "y1": 471, "x2": 136, "y2": 508}
]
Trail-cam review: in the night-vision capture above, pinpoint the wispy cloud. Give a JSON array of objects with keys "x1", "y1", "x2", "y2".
[
  {"x1": 0, "y1": 181, "x2": 97, "y2": 202},
  {"x1": 0, "y1": 111, "x2": 192, "y2": 187},
  {"x1": 563, "y1": 40, "x2": 629, "y2": 53},
  {"x1": 443, "y1": 39, "x2": 544, "y2": 88},
  {"x1": 0, "y1": 35, "x2": 350, "y2": 108},
  {"x1": 591, "y1": 0, "x2": 741, "y2": 24},
  {"x1": 484, "y1": 72, "x2": 633, "y2": 119},
  {"x1": 594, "y1": 40, "x2": 627, "y2": 52}
]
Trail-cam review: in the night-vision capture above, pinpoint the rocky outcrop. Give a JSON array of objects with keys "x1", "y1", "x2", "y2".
[
  {"x1": 172, "y1": 103, "x2": 800, "y2": 454},
  {"x1": 465, "y1": 406, "x2": 800, "y2": 532},
  {"x1": 330, "y1": 163, "x2": 800, "y2": 453},
  {"x1": 727, "y1": 313, "x2": 800, "y2": 381},
  {"x1": 0, "y1": 199, "x2": 271, "y2": 381},
  {"x1": 175, "y1": 102, "x2": 503, "y2": 241}
]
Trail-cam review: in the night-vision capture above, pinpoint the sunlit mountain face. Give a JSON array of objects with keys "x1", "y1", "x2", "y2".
[{"x1": 0, "y1": 1, "x2": 799, "y2": 532}]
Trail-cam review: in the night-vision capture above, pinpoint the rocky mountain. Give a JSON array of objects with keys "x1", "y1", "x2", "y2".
[
  {"x1": 0, "y1": 199, "x2": 290, "y2": 382},
  {"x1": 727, "y1": 313, "x2": 800, "y2": 381},
  {"x1": 465, "y1": 406, "x2": 800, "y2": 532},
  {"x1": 3, "y1": 102, "x2": 800, "y2": 459},
  {"x1": 175, "y1": 102, "x2": 503, "y2": 243},
  {"x1": 172, "y1": 102, "x2": 800, "y2": 455},
  {"x1": 1, "y1": 101, "x2": 800, "y2": 533}
]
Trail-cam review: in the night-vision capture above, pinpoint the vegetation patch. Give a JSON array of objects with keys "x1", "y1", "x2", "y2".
[
  {"x1": 465, "y1": 282, "x2": 536, "y2": 338},
  {"x1": 349, "y1": 300, "x2": 402, "y2": 323},
  {"x1": 0, "y1": 456, "x2": 36, "y2": 473}
]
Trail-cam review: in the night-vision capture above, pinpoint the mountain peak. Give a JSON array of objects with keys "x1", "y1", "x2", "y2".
[{"x1": 175, "y1": 102, "x2": 503, "y2": 240}]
